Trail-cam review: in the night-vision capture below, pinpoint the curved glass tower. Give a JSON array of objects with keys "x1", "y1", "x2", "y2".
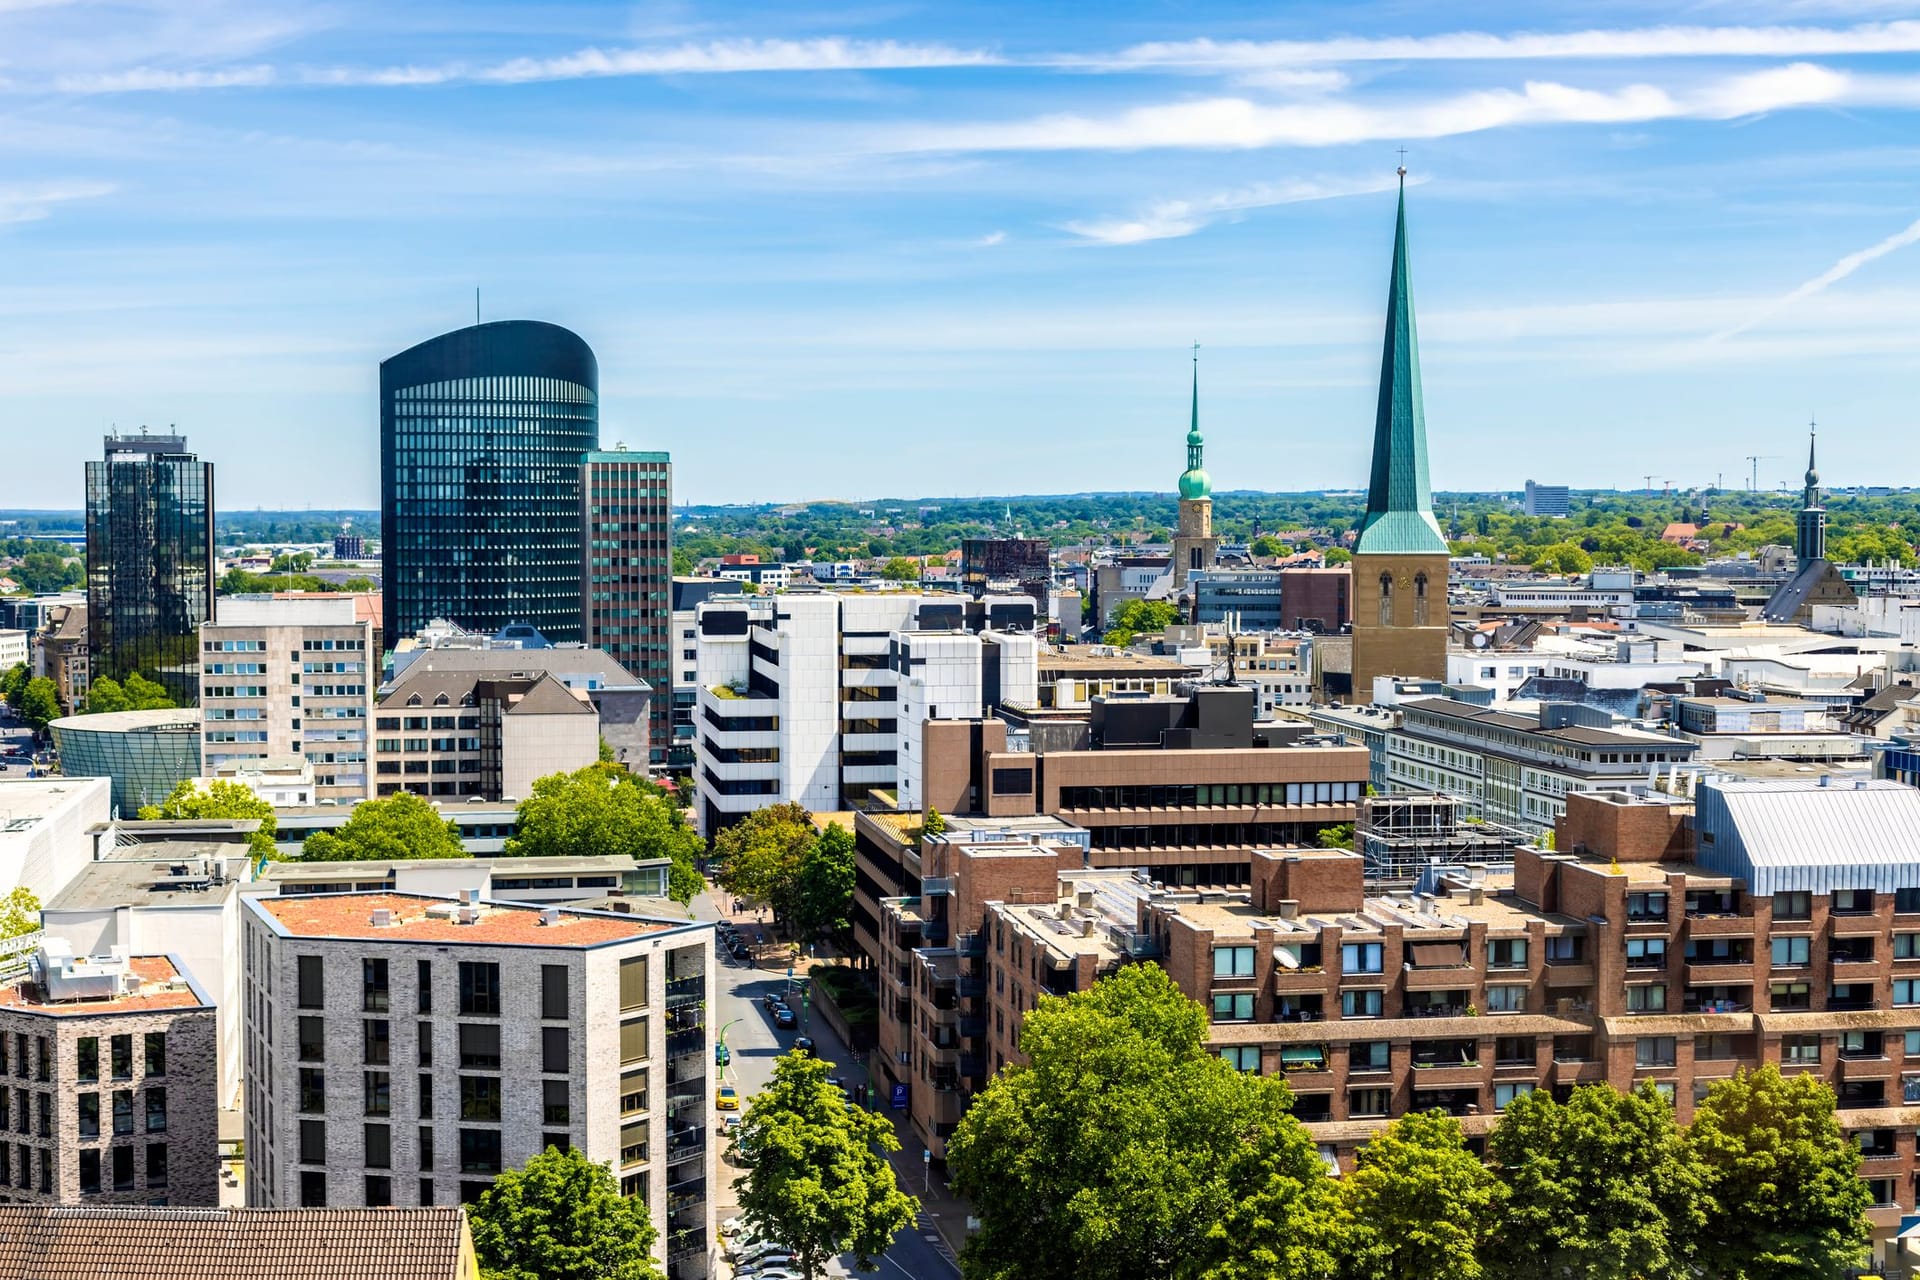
[{"x1": 380, "y1": 321, "x2": 598, "y2": 648}]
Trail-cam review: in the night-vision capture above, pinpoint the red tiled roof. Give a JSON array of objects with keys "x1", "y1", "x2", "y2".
[
  {"x1": 255, "y1": 892, "x2": 674, "y2": 947},
  {"x1": 0, "y1": 1205, "x2": 470, "y2": 1280},
  {"x1": 0, "y1": 956, "x2": 208, "y2": 1017}
]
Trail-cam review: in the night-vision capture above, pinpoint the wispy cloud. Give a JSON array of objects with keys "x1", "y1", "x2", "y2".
[
  {"x1": 891, "y1": 63, "x2": 1868, "y2": 153},
  {"x1": 0, "y1": 180, "x2": 113, "y2": 224},
  {"x1": 1064, "y1": 174, "x2": 1406, "y2": 245},
  {"x1": 56, "y1": 65, "x2": 274, "y2": 92},
  {"x1": 1709, "y1": 213, "x2": 1920, "y2": 341},
  {"x1": 976, "y1": 230, "x2": 1007, "y2": 246},
  {"x1": 1096, "y1": 20, "x2": 1920, "y2": 70}
]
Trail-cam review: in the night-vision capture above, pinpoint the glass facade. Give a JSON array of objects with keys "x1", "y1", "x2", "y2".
[
  {"x1": 50, "y1": 710, "x2": 203, "y2": 814},
  {"x1": 583, "y1": 451, "x2": 672, "y2": 769},
  {"x1": 84, "y1": 435, "x2": 215, "y2": 705},
  {"x1": 380, "y1": 323, "x2": 598, "y2": 648}
]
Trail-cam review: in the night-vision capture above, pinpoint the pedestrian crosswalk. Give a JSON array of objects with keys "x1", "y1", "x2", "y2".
[{"x1": 916, "y1": 1211, "x2": 958, "y2": 1265}]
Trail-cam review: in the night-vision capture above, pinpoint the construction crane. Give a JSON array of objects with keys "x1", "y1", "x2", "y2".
[{"x1": 1745, "y1": 454, "x2": 1778, "y2": 492}]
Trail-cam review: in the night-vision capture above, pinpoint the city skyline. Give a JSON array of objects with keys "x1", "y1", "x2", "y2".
[{"x1": 3, "y1": 1, "x2": 1920, "y2": 504}]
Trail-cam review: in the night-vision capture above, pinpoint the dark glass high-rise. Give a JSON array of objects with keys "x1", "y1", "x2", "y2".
[
  {"x1": 85, "y1": 432, "x2": 215, "y2": 706},
  {"x1": 380, "y1": 321, "x2": 599, "y2": 648}
]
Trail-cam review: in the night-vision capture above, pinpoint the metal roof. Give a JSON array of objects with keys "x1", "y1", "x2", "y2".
[{"x1": 1694, "y1": 778, "x2": 1920, "y2": 895}]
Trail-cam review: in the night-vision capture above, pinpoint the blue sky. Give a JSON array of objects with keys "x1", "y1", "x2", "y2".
[{"x1": 4, "y1": 1, "x2": 1920, "y2": 507}]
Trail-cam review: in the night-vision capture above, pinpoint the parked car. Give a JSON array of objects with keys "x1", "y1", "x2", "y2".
[
  {"x1": 793, "y1": 1036, "x2": 814, "y2": 1057},
  {"x1": 761, "y1": 992, "x2": 783, "y2": 1011},
  {"x1": 715, "y1": 1085, "x2": 740, "y2": 1111},
  {"x1": 773, "y1": 1006, "x2": 796, "y2": 1029},
  {"x1": 714, "y1": 1043, "x2": 731, "y2": 1067}
]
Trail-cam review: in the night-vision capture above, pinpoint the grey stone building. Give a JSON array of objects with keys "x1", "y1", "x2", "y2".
[{"x1": 241, "y1": 891, "x2": 714, "y2": 1279}]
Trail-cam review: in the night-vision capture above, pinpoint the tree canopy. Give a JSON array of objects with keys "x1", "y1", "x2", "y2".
[
  {"x1": 82, "y1": 673, "x2": 175, "y2": 714},
  {"x1": 949, "y1": 964, "x2": 1336, "y2": 1280},
  {"x1": 4, "y1": 668, "x2": 60, "y2": 733},
  {"x1": 0, "y1": 887, "x2": 40, "y2": 940},
  {"x1": 733, "y1": 1051, "x2": 918, "y2": 1280},
  {"x1": 506, "y1": 764, "x2": 703, "y2": 902},
  {"x1": 301, "y1": 791, "x2": 465, "y2": 862},
  {"x1": 468, "y1": 1145, "x2": 661, "y2": 1280},
  {"x1": 137, "y1": 779, "x2": 278, "y2": 860},
  {"x1": 712, "y1": 802, "x2": 820, "y2": 925},
  {"x1": 1337, "y1": 1110, "x2": 1498, "y2": 1280},
  {"x1": 1103, "y1": 598, "x2": 1180, "y2": 646}
]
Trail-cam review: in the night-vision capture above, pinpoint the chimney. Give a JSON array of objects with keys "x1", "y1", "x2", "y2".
[
  {"x1": 1819, "y1": 775, "x2": 1831, "y2": 788},
  {"x1": 1076, "y1": 890, "x2": 1094, "y2": 909},
  {"x1": 369, "y1": 908, "x2": 395, "y2": 928},
  {"x1": 1468, "y1": 886, "x2": 1485, "y2": 906},
  {"x1": 1277, "y1": 900, "x2": 1299, "y2": 921}
]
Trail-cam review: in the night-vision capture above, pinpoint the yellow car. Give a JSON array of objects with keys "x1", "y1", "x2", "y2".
[{"x1": 715, "y1": 1085, "x2": 740, "y2": 1111}]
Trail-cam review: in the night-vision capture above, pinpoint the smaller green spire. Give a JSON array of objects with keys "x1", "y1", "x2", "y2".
[{"x1": 1179, "y1": 343, "x2": 1210, "y2": 501}]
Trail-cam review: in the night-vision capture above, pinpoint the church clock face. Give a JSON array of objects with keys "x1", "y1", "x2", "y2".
[{"x1": 1395, "y1": 569, "x2": 1414, "y2": 590}]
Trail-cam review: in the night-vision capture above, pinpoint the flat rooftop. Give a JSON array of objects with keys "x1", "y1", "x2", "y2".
[
  {"x1": 0, "y1": 955, "x2": 208, "y2": 1016},
  {"x1": 0, "y1": 778, "x2": 106, "y2": 826},
  {"x1": 273, "y1": 802, "x2": 516, "y2": 819},
  {"x1": 46, "y1": 860, "x2": 245, "y2": 912},
  {"x1": 250, "y1": 892, "x2": 686, "y2": 946},
  {"x1": 260, "y1": 855, "x2": 658, "y2": 882},
  {"x1": 1038, "y1": 649, "x2": 1195, "y2": 672}
]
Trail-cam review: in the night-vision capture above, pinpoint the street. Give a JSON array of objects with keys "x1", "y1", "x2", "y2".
[{"x1": 693, "y1": 893, "x2": 962, "y2": 1280}]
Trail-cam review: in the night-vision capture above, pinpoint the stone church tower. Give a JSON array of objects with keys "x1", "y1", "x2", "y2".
[
  {"x1": 1351, "y1": 172, "x2": 1450, "y2": 699},
  {"x1": 1170, "y1": 350, "x2": 1219, "y2": 594}
]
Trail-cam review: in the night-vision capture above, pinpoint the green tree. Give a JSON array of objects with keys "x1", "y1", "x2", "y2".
[
  {"x1": 1324, "y1": 547, "x2": 1353, "y2": 564},
  {"x1": 339, "y1": 575, "x2": 375, "y2": 591},
  {"x1": 1686, "y1": 1064, "x2": 1870, "y2": 1280},
  {"x1": 1315, "y1": 823, "x2": 1355, "y2": 851},
  {"x1": 18, "y1": 676, "x2": 59, "y2": 734},
  {"x1": 949, "y1": 964, "x2": 1336, "y2": 1280},
  {"x1": 791, "y1": 821, "x2": 855, "y2": 942},
  {"x1": 469, "y1": 1144, "x2": 661, "y2": 1280},
  {"x1": 879, "y1": 556, "x2": 922, "y2": 581},
  {"x1": 137, "y1": 779, "x2": 278, "y2": 859},
  {"x1": 1251, "y1": 535, "x2": 1283, "y2": 558},
  {"x1": 1484, "y1": 1082, "x2": 1704, "y2": 1280},
  {"x1": 713, "y1": 802, "x2": 817, "y2": 923},
  {"x1": 1530, "y1": 542, "x2": 1594, "y2": 575},
  {"x1": 1103, "y1": 598, "x2": 1180, "y2": 646},
  {"x1": 0, "y1": 663, "x2": 28, "y2": 710},
  {"x1": 734, "y1": 1051, "x2": 918, "y2": 1280},
  {"x1": 1337, "y1": 1111, "x2": 1498, "y2": 1280},
  {"x1": 922, "y1": 807, "x2": 947, "y2": 838},
  {"x1": 0, "y1": 887, "x2": 40, "y2": 939},
  {"x1": 301, "y1": 791, "x2": 466, "y2": 862},
  {"x1": 83, "y1": 673, "x2": 173, "y2": 715},
  {"x1": 507, "y1": 765, "x2": 704, "y2": 903}
]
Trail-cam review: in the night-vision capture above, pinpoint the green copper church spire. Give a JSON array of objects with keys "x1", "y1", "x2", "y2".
[
  {"x1": 1354, "y1": 168, "x2": 1448, "y2": 556},
  {"x1": 1179, "y1": 342, "x2": 1210, "y2": 501}
]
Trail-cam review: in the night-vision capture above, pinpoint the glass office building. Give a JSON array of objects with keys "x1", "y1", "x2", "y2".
[
  {"x1": 380, "y1": 321, "x2": 598, "y2": 649},
  {"x1": 583, "y1": 449, "x2": 672, "y2": 770},
  {"x1": 50, "y1": 708, "x2": 203, "y2": 815},
  {"x1": 85, "y1": 433, "x2": 216, "y2": 705}
]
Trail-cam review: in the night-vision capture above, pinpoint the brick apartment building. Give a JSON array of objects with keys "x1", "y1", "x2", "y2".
[{"x1": 875, "y1": 777, "x2": 1920, "y2": 1273}]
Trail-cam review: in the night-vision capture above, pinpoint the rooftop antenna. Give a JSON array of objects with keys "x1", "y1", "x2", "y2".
[{"x1": 475, "y1": 287, "x2": 480, "y2": 327}]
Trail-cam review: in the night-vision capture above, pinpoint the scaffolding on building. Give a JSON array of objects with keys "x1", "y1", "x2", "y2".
[{"x1": 1358, "y1": 792, "x2": 1529, "y2": 889}]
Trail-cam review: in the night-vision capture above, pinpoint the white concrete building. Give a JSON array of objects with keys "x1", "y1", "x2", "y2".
[
  {"x1": 204, "y1": 758, "x2": 316, "y2": 807},
  {"x1": 0, "y1": 776, "x2": 112, "y2": 905},
  {"x1": 692, "y1": 593, "x2": 1040, "y2": 834},
  {"x1": 199, "y1": 597, "x2": 374, "y2": 803},
  {"x1": 0, "y1": 630, "x2": 28, "y2": 673},
  {"x1": 242, "y1": 891, "x2": 715, "y2": 1279}
]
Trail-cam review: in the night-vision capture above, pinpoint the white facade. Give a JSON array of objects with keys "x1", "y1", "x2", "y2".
[
  {"x1": 199, "y1": 597, "x2": 373, "y2": 803},
  {"x1": 0, "y1": 630, "x2": 27, "y2": 671},
  {"x1": 692, "y1": 593, "x2": 1040, "y2": 833},
  {"x1": 894, "y1": 629, "x2": 1039, "y2": 814},
  {"x1": 0, "y1": 776, "x2": 112, "y2": 904}
]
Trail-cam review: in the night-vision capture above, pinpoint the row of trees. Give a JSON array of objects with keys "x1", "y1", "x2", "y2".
[
  {"x1": 137, "y1": 764, "x2": 707, "y2": 901},
  {"x1": 951, "y1": 965, "x2": 1871, "y2": 1280},
  {"x1": 0, "y1": 663, "x2": 58, "y2": 734},
  {"x1": 710, "y1": 802, "x2": 856, "y2": 944}
]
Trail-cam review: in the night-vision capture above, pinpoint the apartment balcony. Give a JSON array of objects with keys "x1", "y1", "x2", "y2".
[
  {"x1": 1839, "y1": 1053, "x2": 1894, "y2": 1080},
  {"x1": 1682, "y1": 913, "x2": 1755, "y2": 937},
  {"x1": 1684, "y1": 962, "x2": 1753, "y2": 988},
  {"x1": 1544, "y1": 962, "x2": 1595, "y2": 987},
  {"x1": 956, "y1": 932, "x2": 986, "y2": 958},
  {"x1": 1403, "y1": 967, "x2": 1475, "y2": 992},
  {"x1": 666, "y1": 975, "x2": 705, "y2": 1007},
  {"x1": 920, "y1": 877, "x2": 953, "y2": 897},
  {"x1": 1830, "y1": 914, "x2": 1884, "y2": 938},
  {"x1": 959, "y1": 1015, "x2": 987, "y2": 1039},
  {"x1": 1831, "y1": 955, "x2": 1880, "y2": 974},
  {"x1": 1551, "y1": 1057, "x2": 1605, "y2": 1086},
  {"x1": 1408, "y1": 1063, "x2": 1485, "y2": 1088},
  {"x1": 1275, "y1": 968, "x2": 1330, "y2": 994}
]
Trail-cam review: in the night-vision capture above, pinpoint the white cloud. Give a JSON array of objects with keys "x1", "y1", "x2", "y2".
[
  {"x1": 0, "y1": 180, "x2": 113, "y2": 223},
  {"x1": 977, "y1": 230, "x2": 1007, "y2": 246},
  {"x1": 55, "y1": 65, "x2": 274, "y2": 92},
  {"x1": 1095, "y1": 20, "x2": 1920, "y2": 70},
  {"x1": 1709, "y1": 213, "x2": 1920, "y2": 341},
  {"x1": 1063, "y1": 174, "x2": 1406, "y2": 245}
]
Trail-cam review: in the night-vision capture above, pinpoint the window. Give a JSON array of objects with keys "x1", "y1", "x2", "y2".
[
  {"x1": 362, "y1": 959, "x2": 389, "y2": 1012},
  {"x1": 418, "y1": 1022, "x2": 433, "y2": 1068},
  {"x1": 364, "y1": 1019, "x2": 390, "y2": 1066},
  {"x1": 1350, "y1": 1088, "x2": 1391, "y2": 1117},
  {"x1": 1832, "y1": 888, "x2": 1874, "y2": 915},
  {"x1": 1895, "y1": 979, "x2": 1920, "y2": 1007},
  {"x1": 1487, "y1": 939, "x2": 1528, "y2": 969},
  {"x1": 619, "y1": 1019, "x2": 648, "y2": 1065},
  {"x1": 458, "y1": 1023, "x2": 500, "y2": 1070},
  {"x1": 1626, "y1": 984, "x2": 1667, "y2": 1012},
  {"x1": 460, "y1": 1076, "x2": 502, "y2": 1122},
  {"x1": 1771, "y1": 981, "x2": 1812, "y2": 1011},
  {"x1": 365, "y1": 1122, "x2": 391, "y2": 1169},
  {"x1": 1496, "y1": 1036, "x2": 1535, "y2": 1066},
  {"x1": 1342, "y1": 990, "x2": 1383, "y2": 1019},
  {"x1": 1484, "y1": 985, "x2": 1527, "y2": 1013},
  {"x1": 1771, "y1": 936, "x2": 1811, "y2": 967},
  {"x1": 1211, "y1": 993, "x2": 1254, "y2": 1022},
  {"x1": 299, "y1": 1119, "x2": 326, "y2": 1164},
  {"x1": 1219, "y1": 1047, "x2": 1260, "y2": 1073},
  {"x1": 1494, "y1": 1082, "x2": 1535, "y2": 1110},
  {"x1": 1626, "y1": 892, "x2": 1667, "y2": 922},
  {"x1": 112, "y1": 1090, "x2": 133, "y2": 1136},
  {"x1": 298, "y1": 1067, "x2": 325, "y2": 1113},
  {"x1": 1636, "y1": 1036, "x2": 1677, "y2": 1068},
  {"x1": 542, "y1": 1027, "x2": 569, "y2": 1075},
  {"x1": 1412, "y1": 572, "x2": 1430, "y2": 626},
  {"x1": 619, "y1": 957, "x2": 648, "y2": 1012},
  {"x1": 76, "y1": 1038, "x2": 97, "y2": 1084},
  {"x1": 417, "y1": 960, "x2": 432, "y2": 1013},
  {"x1": 144, "y1": 1032, "x2": 166, "y2": 1077},
  {"x1": 1213, "y1": 947, "x2": 1255, "y2": 978},
  {"x1": 1772, "y1": 892, "x2": 1811, "y2": 920},
  {"x1": 365, "y1": 1174, "x2": 393, "y2": 1206},
  {"x1": 110, "y1": 1035, "x2": 132, "y2": 1080},
  {"x1": 78, "y1": 1093, "x2": 98, "y2": 1138},
  {"x1": 1625, "y1": 938, "x2": 1666, "y2": 967},
  {"x1": 300, "y1": 1170, "x2": 326, "y2": 1207},
  {"x1": 146, "y1": 1087, "x2": 167, "y2": 1133},
  {"x1": 541, "y1": 965, "x2": 569, "y2": 1019},
  {"x1": 420, "y1": 1125, "x2": 435, "y2": 1170},
  {"x1": 1341, "y1": 943, "x2": 1383, "y2": 974},
  {"x1": 364, "y1": 1071, "x2": 390, "y2": 1117},
  {"x1": 78, "y1": 1150, "x2": 99, "y2": 1195},
  {"x1": 458, "y1": 962, "x2": 500, "y2": 1016},
  {"x1": 544, "y1": 1078, "x2": 571, "y2": 1123},
  {"x1": 1377, "y1": 573, "x2": 1393, "y2": 627},
  {"x1": 1897, "y1": 934, "x2": 1920, "y2": 960},
  {"x1": 460, "y1": 1129, "x2": 503, "y2": 1175},
  {"x1": 297, "y1": 955, "x2": 325, "y2": 1008},
  {"x1": 146, "y1": 1143, "x2": 168, "y2": 1191},
  {"x1": 1898, "y1": 888, "x2": 1920, "y2": 914}
]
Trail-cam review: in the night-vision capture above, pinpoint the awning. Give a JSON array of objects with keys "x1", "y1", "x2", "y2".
[
  {"x1": 1282, "y1": 1045, "x2": 1326, "y2": 1065},
  {"x1": 1409, "y1": 942, "x2": 1465, "y2": 968}
]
